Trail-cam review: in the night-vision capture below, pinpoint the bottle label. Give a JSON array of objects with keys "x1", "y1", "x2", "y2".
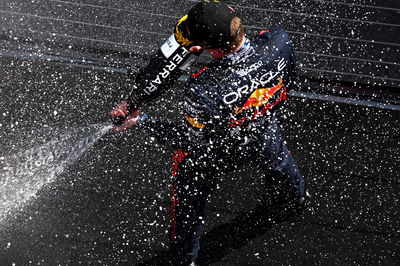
[{"x1": 161, "y1": 34, "x2": 180, "y2": 59}]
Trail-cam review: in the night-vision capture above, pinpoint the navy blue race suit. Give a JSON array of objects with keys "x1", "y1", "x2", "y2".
[{"x1": 138, "y1": 26, "x2": 305, "y2": 265}]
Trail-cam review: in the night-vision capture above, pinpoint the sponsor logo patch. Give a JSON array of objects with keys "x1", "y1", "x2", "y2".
[
  {"x1": 185, "y1": 116, "x2": 206, "y2": 129},
  {"x1": 234, "y1": 78, "x2": 285, "y2": 114}
]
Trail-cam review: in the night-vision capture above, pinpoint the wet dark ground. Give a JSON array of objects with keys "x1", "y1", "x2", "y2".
[{"x1": 0, "y1": 53, "x2": 399, "y2": 266}]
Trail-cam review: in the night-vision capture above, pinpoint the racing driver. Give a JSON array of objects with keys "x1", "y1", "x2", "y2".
[{"x1": 111, "y1": 1, "x2": 305, "y2": 265}]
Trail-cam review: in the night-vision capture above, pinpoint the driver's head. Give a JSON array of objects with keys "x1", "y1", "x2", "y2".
[{"x1": 175, "y1": 1, "x2": 244, "y2": 57}]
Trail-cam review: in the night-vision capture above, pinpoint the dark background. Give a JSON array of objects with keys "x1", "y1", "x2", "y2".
[
  {"x1": 1, "y1": 0, "x2": 399, "y2": 93},
  {"x1": 0, "y1": 0, "x2": 399, "y2": 265}
]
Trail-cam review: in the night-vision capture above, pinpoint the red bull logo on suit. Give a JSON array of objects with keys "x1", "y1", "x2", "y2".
[
  {"x1": 234, "y1": 78, "x2": 285, "y2": 114},
  {"x1": 229, "y1": 79, "x2": 287, "y2": 127}
]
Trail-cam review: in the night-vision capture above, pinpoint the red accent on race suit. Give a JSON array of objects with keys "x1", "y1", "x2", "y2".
[
  {"x1": 259, "y1": 30, "x2": 270, "y2": 35},
  {"x1": 170, "y1": 149, "x2": 191, "y2": 242},
  {"x1": 171, "y1": 149, "x2": 191, "y2": 177},
  {"x1": 192, "y1": 66, "x2": 208, "y2": 78}
]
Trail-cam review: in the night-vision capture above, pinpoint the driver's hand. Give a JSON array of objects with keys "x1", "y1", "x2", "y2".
[
  {"x1": 110, "y1": 101, "x2": 141, "y2": 131},
  {"x1": 189, "y1": 46, "x2": 203, "y2": 53},
  {"x1": 110, "y1": 100, "x2": 129, "y2": 118}
]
